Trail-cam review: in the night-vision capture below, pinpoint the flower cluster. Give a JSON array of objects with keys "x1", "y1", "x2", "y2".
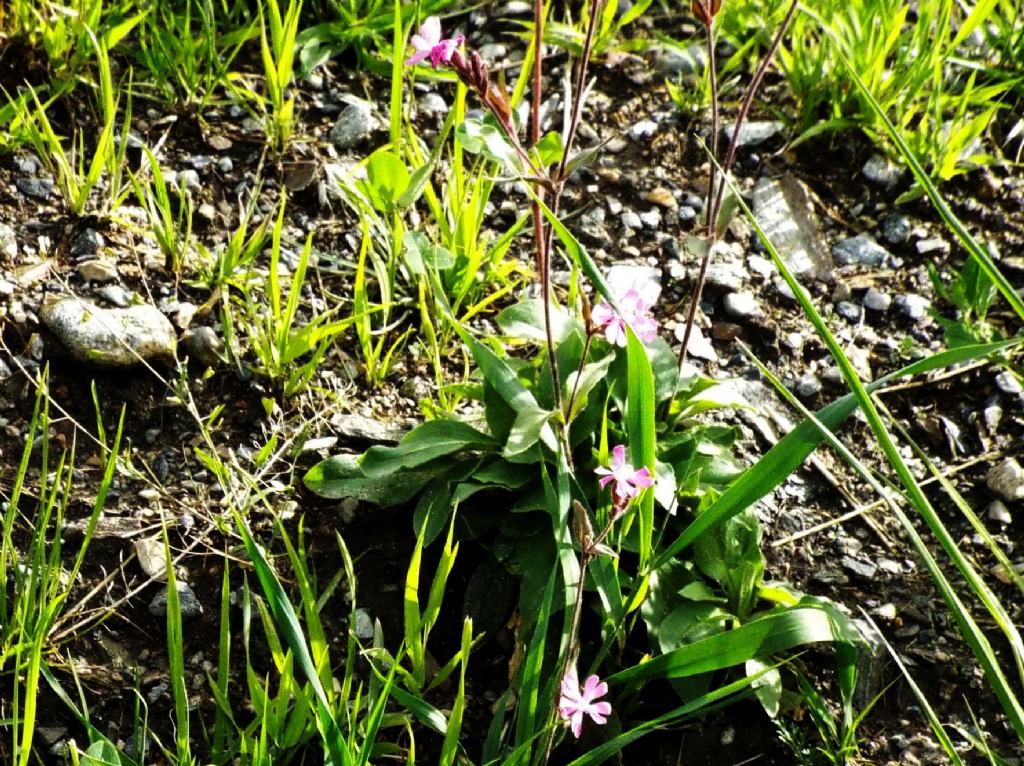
[
  {"x1": 405, "y1": 16, "x2": 464, "y2": 69},
  {"x1": 590, "y1": 289, "x2": 658, "y2": 347},
  {"x1": 558, "y1": 669, "x2": 612, "y2": 739},
  {"x1": 405, "y1": 17, "x2": 516, "y2": 140},
  {"x1": 595, "y1": 444, "x2": 654, "y2": 511}
]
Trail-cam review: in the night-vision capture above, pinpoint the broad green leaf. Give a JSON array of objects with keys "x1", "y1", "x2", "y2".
[
  {"x1": 496, "y1": 298, "x2": 578, "y2": 343},
  {"x1": 534, "y1": 130, "x2": 564, "y2": 166},
  {"x1": 505, "y1": 406, "x2": 555, "y2": 457},
  {"x1": 80, "y1": 740, "x2": 121, "y2": 766},
  {"x1": 303, "y1": 454, "x2": 436, "y2": 505},
  {"x1": 360, "y1": 419, "x2": 495, "y2": 477},
  {"x1": 364, "y1": 148, "x2": 410, "y2": 211}
]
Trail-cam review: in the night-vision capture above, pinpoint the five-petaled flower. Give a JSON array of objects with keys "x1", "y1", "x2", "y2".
[
  {"x1": 405, "y1": 16, "x2": 465, "y2": 69},
  {"x1": 595, "y1": 444, "x2": 654, "y2": 504},
  {"x1": 559, "y1": 670, "x2": 612, "y2": 739},
  {"x1": 590, "y1": 289, "x2": 658, "y2": 347}
]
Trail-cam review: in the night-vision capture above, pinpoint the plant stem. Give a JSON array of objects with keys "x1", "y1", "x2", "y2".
[{"x1": 676, "y1": 0, "x2": 799, "y2": 374}]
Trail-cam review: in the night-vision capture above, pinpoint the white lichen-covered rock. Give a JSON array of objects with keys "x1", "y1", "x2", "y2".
[
  {"x1": 41, "y1": 297, "x2": 176, "y2": 367},
  {"x1": 986, "y1": 458, "x2": 1024, "y2": 502}
]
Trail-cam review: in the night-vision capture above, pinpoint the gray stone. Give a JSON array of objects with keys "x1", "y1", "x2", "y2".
[
  {"x1": 16, "y1": 177, "x2": 52, "y2": 200},
  {"x1": 0, "y1": 279, "x2": 16, "y2": 296},
  {"x1": 683, "y1": 192, "x2": 705, "y2": 211},
  {"x1": 862, "y1": 154, "x2": 903, "y2": 188},
  {"x1": 639, "y1": 208, "x2": 662, "y2": 229},
  {"x1": 772, "y1": 276, "x2": 797, "y2": 301},
  {"x1": 606, "y1": 264, "x2": 662, "y2": 305},
  {"x1": 836, "y1": 301, "x2": 862, "y2": 323},
  {"x1": 420, "y1": 92, "x2": 447, "y2": 116},
  {"x1": 987, "y1": 500, "x2": 1012, "y2": 525},
  {"x1": 331, "y1": 412, "x2": 406, "y2": 444},
  {"x1": 983, "y1": 396, "x2": 1003, "y2": 431},
  {"x1": 184, "y1": 326, "x2": 223, "y2": 369},
  {"x1": 882, "y1": 213, "x2": 912, "y2": 245},
  {"x1": 70, "y1": 228, "x2": 104, "y2": 256},
  {"x1": 841, "y1": 555, "x2": 878, "y2": 579},
  {"x1": 76, "y1": 259, "x2": 119, "y2": 283},
  {"x1": 833, "y1": 234, "x2": 890, "y2": 267},
  {"x1": 995, "y1": 371, "x2": 1022, "y2": 396},
  {"x1": 822, "y1": 366, "x2": 844, "y2": 386},
  {"x1": 216, "y1": 157, "x2": 234, "y2": 173},
  {"x1": 704, "y1": 260, "x2": 747, "y2": 292},
  {"x1": 796, "y1": 373, "x2": 822, "y2": 398},
  {"x1": 330, "y1": 100, "x2": 377, "y2": 150},
  {"x1": 674, "y1": 324, "x2": 717, "y2": 362},
  {"x1": 178, "y1": 169, "x2": 201, "y2": 190},
  {"x1": 353, "y1": 607, "x2": 374, "y2": 640},
  {"x1": 752, "y1": 177, "x2": 832, "y2": 277},
  {"x1": 895, "y1": 293, "x2": 930, "y2": 321},
  {"x1": 148, "y1": 581, "x2": 203, "y2": 618},
  {"x1": 747, "y1": 255, "x2": 774, "y2": 278},
  {"x1": 677, "y1": 205, "x2": 698, "y2": 224},
  {"x1": 41, "y1": 298, "x2": 177, "y2": 367},
  {"x1": 652, "y1": 42, "x2": 707, "y2": 76},
  {"x1": 628, "y1": 120, "x2": 658, "y2": 141},
  {"x1": 863, "y1": 287, "x2": 891, "y2": 312},
  {"x1": 0, "y1": 223, "x2": 16, "y2": 258},
  {"x1": 620, "y1": 210, "x2": 642, "y2": 230},
  {"x1": 97, "y1": 285, "x2": 131, "y2": 307},
  {"x1": 723, "y1": 291, "x2": 760, "y2": 319},
  {"x1": 915, "y1": 237, "x2": 949, "y2": 255},
  {"x1": 987, "y1": 458, "x2": 1024, "y2": 502},
  {"x1": 723, "y1": 120, "x2": 784, "y2": 148}
]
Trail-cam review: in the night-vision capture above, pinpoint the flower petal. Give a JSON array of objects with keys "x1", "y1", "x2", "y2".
[
  {"x1": 570, "y1": 711, "x2": 584, "y2": 738},
  {"x1": 405, "y1": 49, "x2": 431, "y2": 65},
  {"x1": 582, "y1": 675, "x2": 608, "y2": 699},
  {"x1": 611, "y1": 445, "x2": 626, "y2": 468},
  {"x1": 419, "y1": 16, "x2": 442, "y2": 46}
]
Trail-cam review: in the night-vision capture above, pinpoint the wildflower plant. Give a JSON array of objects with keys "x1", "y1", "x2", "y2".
[{"x1": 305, "y1": 8, "x2": 877, "y2": 764}]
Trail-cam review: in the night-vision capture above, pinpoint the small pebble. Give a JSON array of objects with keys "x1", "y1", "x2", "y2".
[
  {"x1": 628, "y1": 120, "x2": 658, "y2": 141},
  {"x1": 148, "y1": 582, "x2": 203, "y2": 618},
  {"x1": 621, "y1": 210, "x2": 642, "y2": 230},
  {"x1": 995, "y1": 371, "x2": 1022, "y2": 396},
  {"x1": 863, "y1": 288, "x2": 892, "y2": 312},
  {"x1": 723, "y1": 291, "x2": 760, "y2": 319},
  {"x1": 796, "y1": 373, "x2": 822, "y2": 398},
  {"x1": 895, "y1": 293, "x2": 930, "y2": 321},
  {"x1": 987, "y1": 458, "x2": 1024, "y2": 502},
  {"x1": 862, "y1": 154, "x2": 902, "y2": 188},
  {"x1": 882, "y1": 213, "x2": 912, "y2": 245},
  {"x1": 986, "y1": 500, "x2": 1012, "y2": 525},
  {"x1": 836, "y1": 301, "x2": 862, "y2": 322}
]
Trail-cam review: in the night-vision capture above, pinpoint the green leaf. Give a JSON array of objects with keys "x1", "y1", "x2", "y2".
[
  {"x1": 303, "y1": 454, "x2": 436, "y2": 505},
  {"x1": 80, "y1": 740, "x2": 122, "y2": 766},
  {"x1": 505, "y1": 406, "x2": 555, "y2": 457},
  {"x1": 610, "y1": 604, "x2": 858, "y2": 687},
  {"x1": 360, "y1": 419, "x2": 495, "y2": 477},
  {"x1": 364, "y1": 148, "x2": 410, "y2": 211},
  {"x1": 496, "y1": 298, "x2": 578, "y2": 343},
  {"x1": 534, "y1": 130, "x2": 564, "y2": 166},
  {"x1": 626, "y1": 328, "x2": 657, "y2": 568}
]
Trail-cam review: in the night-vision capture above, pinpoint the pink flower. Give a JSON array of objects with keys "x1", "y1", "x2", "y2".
[
  {"x1": 405, "y1": 16, "x2": 464, "y2": 69},
  {"x1": 591, "y1": 289, "x2": 658, "y2": 346},
  {"x1": 595, "y1": 444, "x2": 654, "y2": 503},
  {"x1": 559, "y1": 670, "x2": 612, "y2": 739}
]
